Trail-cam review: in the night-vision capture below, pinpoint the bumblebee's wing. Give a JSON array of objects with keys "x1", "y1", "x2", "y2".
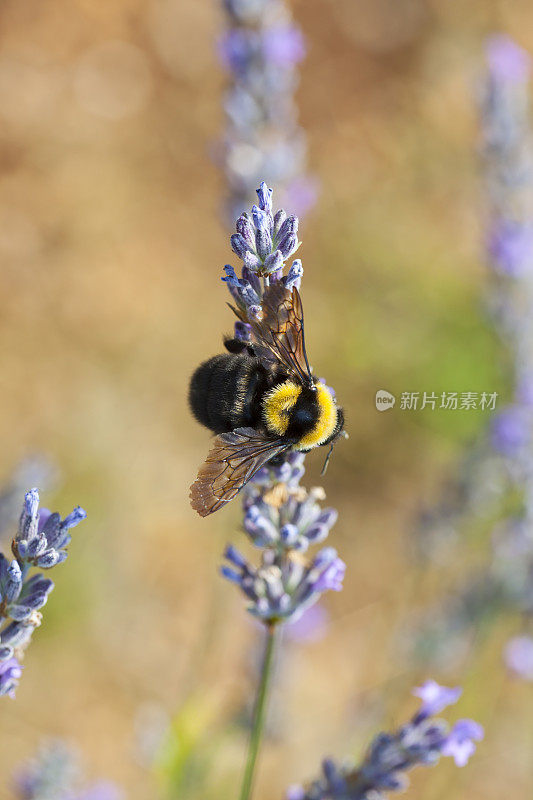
[
  {"x1": 250, "y1": 284, "x2": 314, "y2": 387},
  {"x1": 190, "y1": 427, "x2": 291, "y2": 517}
]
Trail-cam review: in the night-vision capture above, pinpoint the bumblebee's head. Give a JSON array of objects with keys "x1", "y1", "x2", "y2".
[{"x1": 262, "y1": 380, "x2": 344, "y2": 452}]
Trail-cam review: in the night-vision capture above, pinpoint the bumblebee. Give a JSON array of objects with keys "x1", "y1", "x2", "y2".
[{"x1": 188, "y1": 282, "x2": 345, "y2": 516}]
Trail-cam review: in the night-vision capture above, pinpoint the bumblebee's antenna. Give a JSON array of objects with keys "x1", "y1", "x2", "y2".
[
  {"x1": 321, "y1": 442, "x2": 335, "y2": 476},
  {"x1": 321, "y1": 429, "x2": 348, "y2": 476}
]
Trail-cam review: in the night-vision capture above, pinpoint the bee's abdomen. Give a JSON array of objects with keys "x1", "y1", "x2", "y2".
[{"x1": 188, "y1": 354, "x2": 267, "y2": 434}]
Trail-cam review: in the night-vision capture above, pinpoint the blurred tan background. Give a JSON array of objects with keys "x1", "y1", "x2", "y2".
[{"x1": 0, "y1": 0, "x2": 532, "y2": 798}]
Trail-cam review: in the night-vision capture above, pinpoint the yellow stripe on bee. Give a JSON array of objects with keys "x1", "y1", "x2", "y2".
[
  {"x1": 295, "y1": 383, "x2": 337, "y2": 450},
  {"x1": 263, "y1": 380, "x2": 301, "y2": 435}
]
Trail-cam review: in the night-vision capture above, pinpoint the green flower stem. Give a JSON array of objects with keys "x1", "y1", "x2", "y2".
[{"x1": 239, "y1": 623, "x2": 279, "y2": 800}]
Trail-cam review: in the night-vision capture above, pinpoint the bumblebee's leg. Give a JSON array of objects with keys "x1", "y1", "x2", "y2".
[{"x1": 224, "y1": 337, "x2": 256, "y2": 357}]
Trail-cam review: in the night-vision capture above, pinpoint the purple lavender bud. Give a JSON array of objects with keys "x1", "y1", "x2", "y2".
[
  {"x1": 516, "y1": 373, "x2": 533, "y2": 406},
  {"x1": 304, "y1": 524, "x2": 329, "y2": 544},
  {"x1": 504, "y1": 635, "x2": 533, "y2": 679},
  {"x1": 0, "y1": 656, "x2": 22, "y2": 698},
  {"x1": 222, "y1": 264, "x2": 240, "y2": 287},
  {"x1": 218, "y1": 29, "x2": 257, "y2": 75},
  {"x1": 37, "y1": 508, "x2": 52, "y2": 532},
  {"x1": 15, "y1": 540, "x2": 28, "y2": 559},
  {"x1": 251, "y1": 204, "x2": 270, "y2": 234},
  {"x1": 243, "y1": 250, "x2": 263, "y2": 271},
  {"x1": 273, "y1": 209, "x2": 287, "y2": 234},
  {"x1": 441, "y1": 719, "x2": 484, "y2": 767},
  {"x1": 412, "y1": 680, "x2": 462, "y2": 718},
  {"x1": 0, "y1": 554, "x2": 8, "y2": 585},
  {"x1": 262, "y1": 26, "x2": 305, "y2": 66},
  {"x1": 283, "y1": 259, "x2": 304, "y2": 290},
  {"x1": 231, "y1": 233, "x2": 250, "y2": 259},
  {"x1": 60, "y1": 506, "x2": 87, "y2": 532},
  {"x1": 1, "y1": 620, "x2": 32, "y2": 647},
  {"x1": 220, "y1": 566, "x2": 242, "y2": 585},
  {"x1": 9, "y1": 602, "x2": 40, "y2": 621},
  {"x1": 224, "y1": 544, "x2": 248, "y2": 569},
  {"x1": 310, "y1": 549, "x2": 346, "y2": 593},
  {"x1": 4, "y1": 561, "x2": 22, "y2": 604},
  {"x1": 244, "y1": 506, "x2": 278, "y2": 544},
  {"x1": 316, "y1": 508, "x2": 338, "y2": 529},
  {"x1": 12, "y1": 575, "x2": 54, "y2": 617},
  {"x1": 322, "y1": 758, "x2": 348, "y2": 792},
  {"x1": 255, "y1": 227, "x2": 273, "y2": 262},
  {"x1": 280, "y1": 523, "x2": 299, "y2": 547},
  {"x1": 487, "y1": 34, "x2": 531, "y2": 82},
  {"x1": 24, "y1": 489, "x2": 39, "y2": 520},
  {"x1": 19, "y1": 488, "x2": 40, "y2": 540},
  {"x1": 236, "y1": 214, "x2": 255, "y2": 248},
  {"x1": 26, "y1": 534, "x2": 48, "y2": 560},
  {"x1": 491, "y1": 405, "x2": 531, "y2": 455},
  {"x1": 234, "y1": 321, "x2": 252, "y2": 342},
  {"x1": 285, "y1": 786, "x2": 305, "y2": 800},
  {"x1": 488, "y1": 221, "x2": 533, "y2": 276},
  {"x1": 36, "y1": 551, "x2": 64, "y2": 569},
  {"x1": 277, "y1": 232, "x2": 298, "y2": 260},
  {"x1": 277, "y1": 214, "x2": 298, "y2": 241},
  {"x1": 40, "y1": 512, "x2": 61, "y2": 547},
  {"x1": 256, "y1": 181, "x2": 273, "y2": 213},
  {"x1": 263, "y1": 250, "x2": 284, "y2": 274},
  {"x1": 239, "y1": 282, "x2": 261, "y2": 308},
  {"x1": 23, "y1": 574, "x2": 54, "y2": 595},
  {"x1": 241, "y1": 265, "x2": 262, "y2": 295}
]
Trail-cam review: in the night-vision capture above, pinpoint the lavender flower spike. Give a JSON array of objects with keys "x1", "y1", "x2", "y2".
[
  {"x1": 286, "y1": 682, "x2": 483, "y2": 799},
  {"x1": 221, "y1": 430, "x2": 342, "y2": 624},
  {"x1": 212, "y1": 181, "x2": 343, "y2": 800},
  {"x1": 228, "y1": 181, "x2": 300, "y2": 278},
  {"x1": 408, "y1": 37, "x2": 533, "y2": 676},
  {"x1": 218, "y1": 0, "x2": 316, "y2": 219},
  {"x1": 0, "y1": 490, "x2": 86, "y2": 697},
  {"x1": 14, "y1": 741, "x2": 123, "y2": 800},
  {"x1": 222, "y1": 544, "x2": 345, "y2": 625}
]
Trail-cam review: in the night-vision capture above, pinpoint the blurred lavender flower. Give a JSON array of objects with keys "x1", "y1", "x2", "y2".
[
  {"x1": 15, "y1": 741, "x2": 122, "y2": 800},
  {"x1": 15, "y1": 741, "x2": 79, "y2": 800},
  {"x1": 487, "y1": 35, "x2": 531, "y2": 83},
  {"x1": 0, "y1": 655, "x2": 23, "y2": 698},
  {"x1": 412, "y1": 679, "x2": 462, "y2": 717},
  {"x1": 286, "y1": 602, "x2": 329, "y2": 643},
  {"x1": 285, "y1": 682, "x2": 483, "y2": 799},
  {"x1": 0, "y1": 489, "x2": 86, "y2": 698},
  {"x1": 408, "y1": 37, "x2": 533, "y2": 677},
  {"x1": 217, "y1": 0, "x2": 316, "y2": 219},
  {"x1": 504, "y1": 634, "x2": 533, "y2": 679}
]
